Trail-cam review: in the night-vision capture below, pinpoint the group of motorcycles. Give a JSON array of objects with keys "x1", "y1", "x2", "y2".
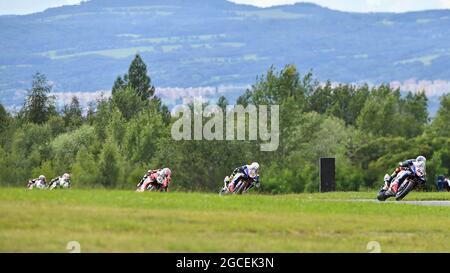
[
  {"x1": 28, "y1": 162, "x2": 424, "y2": 200},
  {"x1": 217, "y1": 162, "x2": 425, "y2": 199},
  {"x1": 216, "y1": 159, "x2": 426, "y2": 199},
  {"x1": 26, "y1": 174, "x2": 71, "y2": 190},
  {"x1": 136, "y1": 164, "x2": 425, "y2": 199},
  {"x1": 135, "y1": 171, "x2": 258, "y2": 194}
]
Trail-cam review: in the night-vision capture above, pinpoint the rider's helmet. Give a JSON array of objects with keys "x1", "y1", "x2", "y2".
[
  {"x1": 162, "y1": 168, "x2": 172, "y2": 179},
  {"x1": 62, "y1": 173, "x2": 70, "y2": 181},
  {"x1": 415, "y1": 156, "x2": 426, "y2": 175},
  {"x1": 416, "y1": 156, "x2": 426, "y2": 162},
  {"x1": 250, "y1": 162, "x2": 259, "y2": 171},
  {"x1": 248, "y1": 162, "x2": 259, "y2": 178},
  {"x1": 38, "y1": 175, "x2": 46, "y2": 181}
]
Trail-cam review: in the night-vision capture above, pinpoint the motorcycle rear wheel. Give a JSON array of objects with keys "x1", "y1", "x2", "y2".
[{"x1": 219, "y1": 188, "x2": 228, "y2": 196}]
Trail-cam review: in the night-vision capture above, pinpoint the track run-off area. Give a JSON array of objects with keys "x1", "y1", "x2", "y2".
[{"x1": 0, "y1": 188, "x2": 449, "y2": 252}]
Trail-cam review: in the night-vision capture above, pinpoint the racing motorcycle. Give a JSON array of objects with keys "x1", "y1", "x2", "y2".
[
  {"x1": 377, "y1": 163, "x2": 426, "y2": 201},
  {"x1": 48, "y1": 176, "x2": 71, "y2": 190},
  {"x1": 219, "y1": 175, "x2": 257, "y2": 195},
  {"x1": 26, "y1": 179, "x2": 46, "y2": 190},
  {"x1": 136, "y1": 176, "x2": 168, "y2": 192}
]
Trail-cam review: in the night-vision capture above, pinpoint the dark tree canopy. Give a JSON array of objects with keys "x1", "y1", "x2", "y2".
[
  {"x1": 111, "y1": 85, "x2": 147, "y2": 120},
  {"x1": 217, "y1": 96, "x2": 228, "y2": 110},
  {"x1": 63, "y1": 96, "x2": 83, "y2": 129},
  {"x1": 127, "y1": 54, "x2": 155, "y2": 101},
  {"x1": 22, "y1": 72, "x2": 56, "y2": 124},
  {"x1": 112, "y1": 75, "x2": 126, "y2": 96},
  {"x1": 0, "y1": 103, "x2": 8, "y2": 132},
  {"x1": 432, "y1": 94, "x2": 450, "y2": 137}
]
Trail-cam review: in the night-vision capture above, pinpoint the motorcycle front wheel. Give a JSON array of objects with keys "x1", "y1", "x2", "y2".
[
  {"x1": 219, "y1": 187, "x2": 228, "y2": 196},
  {"x1": 376, "y1": 188, "x2": 389, "y2": 201},
  {"x1": 233, "y1": 181, "x2": 246, "y2": 194},
  {"x1": 395, "y1": 181, "x2": 417, "y2": 201}
]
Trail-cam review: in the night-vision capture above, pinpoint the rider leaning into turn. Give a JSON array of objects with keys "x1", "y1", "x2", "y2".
[
  {"x1": 49, "y1": 173, "x2": 71, "y2": 189},
  {"x1": 383, "y1": 156, "x2": 426, "y2": 196},
  {"x1": 27, "y1": 175, "x2": 47, "y2": 189},
  {"x1": 225, "y1": 162, "x2": 260, "y2": 192},
  {"x1": 137, "y1": 168, "x2": 172, "y2": 191}
]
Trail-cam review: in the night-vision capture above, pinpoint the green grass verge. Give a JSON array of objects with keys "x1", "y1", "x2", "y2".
[{"x1": 0, "y1": 188, "x2": 449, "y2": 252}]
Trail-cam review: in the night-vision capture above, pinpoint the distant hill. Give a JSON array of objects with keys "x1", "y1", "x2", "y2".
[{"x1": 1, "y1": 0, "x2": 450, "y2": 111}]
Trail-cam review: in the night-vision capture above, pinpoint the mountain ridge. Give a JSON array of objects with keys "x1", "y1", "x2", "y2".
[{"x1": 1, "y1": 0, "x2": 449, "y2": 111}]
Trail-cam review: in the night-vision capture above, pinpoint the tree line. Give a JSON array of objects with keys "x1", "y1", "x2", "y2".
[{"x1": 0, "y1": 55, "x2": 449, "y2": 192}]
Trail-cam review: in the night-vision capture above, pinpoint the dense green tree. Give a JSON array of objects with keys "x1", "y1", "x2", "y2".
[
  {"x1": 399, "y1": 91, "x2": 428, "y2": 137},
  {"x1": 107, "y1": 107, "x2": 126, "y2": 147},
  {"x1": 217, "y1": 96, "x2": 228, "y2": 110},
  {"x1": 47, "y1": 115, "x2": 65, "y2": 137},
  {"x1": 127, "y1": 54, "x2": 155, "y2": 101},
  {"x1": 97, "y1": 140, "x2": 120, "y2": 188},
  {"x1": 4, "y1": 122, "x2": 53, "y2": 184},
  {"x1": 111, "y1": 85, "x2": 147, "y2": 120},
  {"x1": 0, "y1": 103, "x2": 8, "y2": 133},
  {"x1": 160, "y1": 104, "x2": 171, "y2": 125},
  {"x1": 50, "y1": 125, "x2": 95, "y2": 174},
  {"x1": 93, "y1": 95, "x2": 112, "y2": 141},
  {"x1": 0, "y1": 146, "x2": 9, "y2": 185},
  {"x1": 431, "y1": 94, "x2": 450, "y2": 137},
  {"x1": 86, "y1": 101, "x2": 96, "y2": 126},
  {"x1": 236, "y1": 90, "x2": 252, "y2": 107},
  {"x1": 62, "y1": 96, "x2": 83, "y2": 129},
  {"x1": 335, "y1": 158, "x2": 364, "y2": 191},
  {"x1": 71, "y1": 147, "x2": 100, "y2": 188},
  {"x1": 112, "y1": 75, "x2": 126, "y2": 95},
  {"x1": 357, "y1": 86, "x2": 429, "y2": 138},
  {"x1": 242, "y1": 64, "x2": 309, "y2": 106},
  {"x1": 31, "y1": 161, "x2": 55, "y2": 182},
  {"x1": 326, "y1": 84, "x2": 370, "y2": 126},
  {"x1": 124, "y1": 107, "x2": 167, "y2": 164},
  {"x1": 0, "y1": 146, "x2": 8, "y2": 185},
  {"x1": 308, "y1": 81, "x2": 333, "y2": 114},
  {"x1": 357, "y1": 85, "x2": 401, "y2": 137},
  {"x1": 22, "y1": 73, "x2": 56, "y2": 124}
]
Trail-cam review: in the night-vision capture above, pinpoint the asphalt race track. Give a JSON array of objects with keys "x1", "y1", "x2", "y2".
[{"x1": 341, "y1": 199, "x2": 450, "y2": 206}]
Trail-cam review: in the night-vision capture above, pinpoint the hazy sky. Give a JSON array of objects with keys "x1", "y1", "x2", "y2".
[{"x1": 1, "y1": 0, "x2": 450, "y2": 15}]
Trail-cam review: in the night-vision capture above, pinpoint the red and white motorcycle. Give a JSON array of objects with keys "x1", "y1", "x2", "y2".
[{"x1": 136, "y1": 171, "x2": 170, "y2": 192}]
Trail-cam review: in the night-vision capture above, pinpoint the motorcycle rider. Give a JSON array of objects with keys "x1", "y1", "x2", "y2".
[
  {"x1": 137, "y1": 168, "x2": 172, "y2": 191},
  {"x1": 49, "y1": 173, "x2": 71, "y2": 190},
  {"x1": 27, "y1": 175, "x2": 47, "y2": 189},
  {"x1": 225, "y1": 162, "x2": 260, "y2": 193},
  {"x1": 137, "y1": 170, "x2": 152, "y2": 189},
  {"x1": 383, "y1": 156, "x2": 426, "y2": 196}
]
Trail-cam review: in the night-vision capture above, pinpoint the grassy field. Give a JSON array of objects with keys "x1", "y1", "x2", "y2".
[{"x1": 0, "y1": 188, "x2": 449, "y2": 253}]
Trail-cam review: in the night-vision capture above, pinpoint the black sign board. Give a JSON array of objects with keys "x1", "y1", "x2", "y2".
[{"x1": 320, "y1": 157, "x2": 335, "y2": 192}]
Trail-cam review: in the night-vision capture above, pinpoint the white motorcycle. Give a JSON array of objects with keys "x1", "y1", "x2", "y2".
[
  {"x1": 27, "y1": 179, "x2": 47, "y2": 190},
  {"x1": 49, "y1": 174, "x2": 71, "y2": 190}
]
